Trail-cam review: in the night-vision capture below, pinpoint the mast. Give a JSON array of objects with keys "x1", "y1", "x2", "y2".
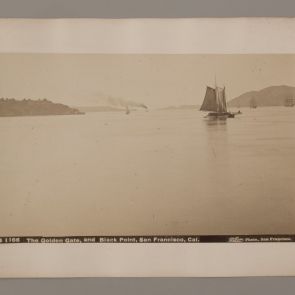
[{"x1": 224, "y1": 87, "x2": 228, "y2": 111}]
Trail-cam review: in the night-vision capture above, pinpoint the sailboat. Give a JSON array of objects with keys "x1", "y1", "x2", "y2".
[
  {"x1": 200, "y1": 85, "x2": 235, "y2": 118},
  {"x1": 284, "y1": 97, "x2": 295, "y2": 107},
  {"x1": 250, "y1": 97, "x2": 257, "y2": 109}
]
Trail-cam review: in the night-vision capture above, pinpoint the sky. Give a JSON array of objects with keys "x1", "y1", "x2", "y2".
[{"x1": 0, "y1": 54, "x2": 294, "y2": 108}]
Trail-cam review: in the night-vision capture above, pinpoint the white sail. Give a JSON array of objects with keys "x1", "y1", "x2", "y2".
[{"x1": 215, "y1": 87, "x2": 227, "y2": 113}]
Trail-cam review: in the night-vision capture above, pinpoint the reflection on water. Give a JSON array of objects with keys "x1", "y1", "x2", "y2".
[
  {"x1": 203, "y1": 117, "x2": 231, "y2": 197},
  {"x1": 204, "y1": 117, "x2": 228, "y2": 126},
  {"x1": 0, "y1": 107, "x2": 295, "y2": 235}
]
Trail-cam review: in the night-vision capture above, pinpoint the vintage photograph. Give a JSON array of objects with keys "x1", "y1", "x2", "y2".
[{"x1": 0, "y1": 53, "x2": 294, "y2": 237}]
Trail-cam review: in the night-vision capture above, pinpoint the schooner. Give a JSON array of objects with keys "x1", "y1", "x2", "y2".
[{"x1": 200, "y1": 85, "x2": 235, "y2": 118}]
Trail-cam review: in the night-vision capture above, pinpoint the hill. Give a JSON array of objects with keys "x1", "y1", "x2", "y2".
[
  {"x1": 228, "y1": 85, "x2": 295, "y2": 107},
  {"x1": 0, "y1": 98, "x2": 84, "y2": 117}
]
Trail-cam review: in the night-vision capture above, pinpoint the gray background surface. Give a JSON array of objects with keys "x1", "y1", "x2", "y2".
[
  {"x1": 1, "y1": 278, "x2": 295, "y2": 294},
  {"x1": 0, "y1": 0, "x2": 294, "y2": 293},
  {"x1": 0, "y1": 0, "x2": 294, "y2": 17}
]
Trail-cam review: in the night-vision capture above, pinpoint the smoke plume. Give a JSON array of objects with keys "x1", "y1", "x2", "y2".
[{"x1": 97, "y1": 94, "x2": 148, "y2": 110}]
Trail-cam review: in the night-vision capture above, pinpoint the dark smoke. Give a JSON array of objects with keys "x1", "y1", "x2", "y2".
[{"x1": 98, "y1": 94, "x2": 148, "y2": 110}]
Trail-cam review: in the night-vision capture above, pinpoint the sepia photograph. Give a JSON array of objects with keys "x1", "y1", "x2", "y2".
[
  {"x1": 0, "y1": 53, "x2": 294, "y2": 237},
  {"x1": 0, "y1": 17, "x2": 295, "y2": 278}
]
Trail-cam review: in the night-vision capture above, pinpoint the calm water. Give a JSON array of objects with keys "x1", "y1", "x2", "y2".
[{"x1": 0, "y1": 107, "x2": 295, "y2": 235}]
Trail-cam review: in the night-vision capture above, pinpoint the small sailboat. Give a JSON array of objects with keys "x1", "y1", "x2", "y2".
[
  {"x1": 284, "y1": 97, "x2": 295, "y2": 107},
  {"x1": 250, "y1": 97, "x2": 257, "y2": 109},
  {"x1": 200, "y1": 85, "x2": 235, "y2": 119}
]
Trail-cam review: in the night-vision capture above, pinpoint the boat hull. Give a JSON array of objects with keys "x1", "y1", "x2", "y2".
[{"x1": 205, "y1": 112, "x2": 235, "y2": 119}]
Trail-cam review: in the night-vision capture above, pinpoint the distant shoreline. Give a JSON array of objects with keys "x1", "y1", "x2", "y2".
[
  {"x1": 0, "y1": 98, "x2": 84, "y2": 117},
  {"x1": 0, "y1": 113, "x2": 85, "y2": 118}
]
